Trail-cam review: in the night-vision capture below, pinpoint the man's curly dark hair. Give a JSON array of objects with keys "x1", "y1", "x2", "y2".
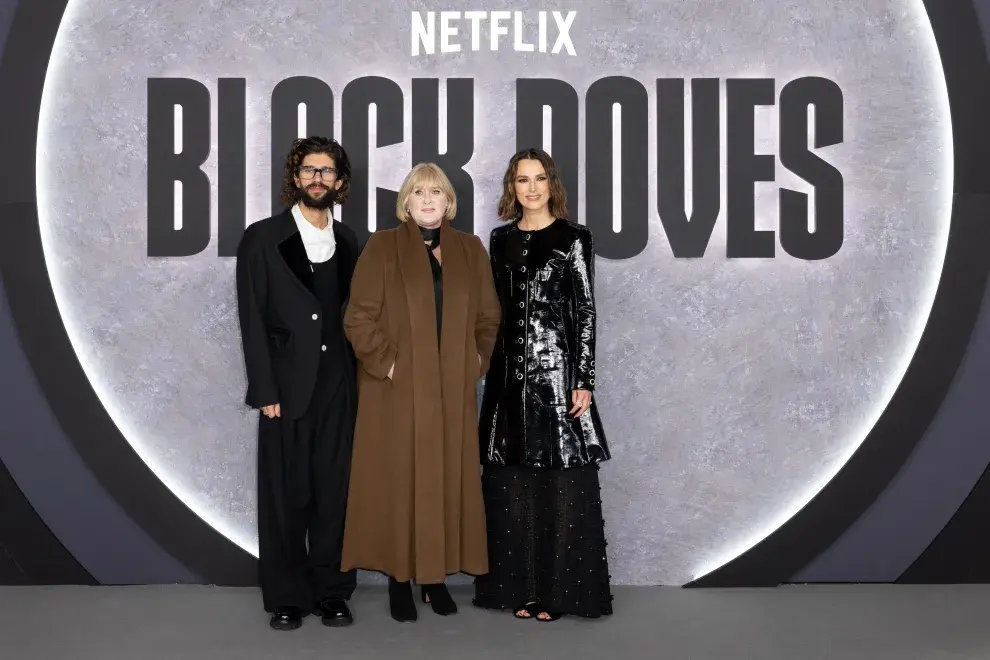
[{"x1": 279, "y1": 136, "x2": 352, "y2": 208}]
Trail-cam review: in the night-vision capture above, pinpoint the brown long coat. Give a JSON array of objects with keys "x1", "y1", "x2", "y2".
[{"x1": 340, "y1": 220, "x2": 501, "y2": 583}]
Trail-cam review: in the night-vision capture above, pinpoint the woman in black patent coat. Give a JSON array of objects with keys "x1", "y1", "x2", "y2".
[{"x1": 473, "y1": 148, "x2": 613, "y2": 622}]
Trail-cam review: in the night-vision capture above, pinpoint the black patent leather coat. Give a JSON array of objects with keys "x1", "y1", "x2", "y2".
[{"x1": 479, "y1": 220, "x2": 610, "y2": 469}]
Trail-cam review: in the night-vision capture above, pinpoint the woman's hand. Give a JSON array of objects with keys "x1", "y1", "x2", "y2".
[
  {"x1": 387, "y1": 362, "x2": 395, "y2": 380},
  {"x1": 261, "y1": 403, "x2": 281, "y2": 418},
  {"x1": 569, "y1": 389, "x2": 591, "y2": 418}
]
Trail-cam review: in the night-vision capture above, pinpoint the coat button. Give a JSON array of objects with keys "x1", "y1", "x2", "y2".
[
  {"x1": 515, "y1": 356, "x2": 523, "y2": 363},
  {"x1": 589, "y1": 378, "x2": 595, "y2": 385},
  {"x1": 517, "y1": 301, "x2": 524, "y2": 308},
  {"x1": 517, "y1": 320, "x2": 524, "y2": 327},
  {"x1": 321, "y1": 345, "x2": 327, "y2": 352},
  {"x1": 516, "y1": 337, "x2": 524, "y2": 345},
  {"x1": 515, "y1": 372, "x2": 524, "y2": 380},
  {"x1": 520, "y1": 266, "x2": 527, "y2": 273},
  {"x1": 312, "y1": 313, "x2": 318, "y2": 320},
  {"x1": 522, "y1": 234, "x2": 530, "y2": 241},
  {"x1": 518, "y1": 283, "x2": 525, "y2": 290},
  {"x1": 522, "y1": 249, "x2": 528, "y2": 255}
]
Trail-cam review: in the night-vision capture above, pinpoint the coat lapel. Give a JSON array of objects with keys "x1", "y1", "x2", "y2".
[
  {"x1": 278, "y1": 232, "x2": 315, "y2": 295},
  {"x1": 397, "y1": 220, "x2": 440, "y2": 350},
  {"x1": 274, "y1": 210, "x2": 315, "y2": 296},
  {"x1": 438, "y1": 221, "x2": 470, "y2": 370},
  {"x1": 332, "y1": 223, "x2": 353, "y2": 304},
  {"x1": 394, "y1": 220, "x2": 472, "y2": 370},
  {"x1": 435, "y1": 223, "x2": 471, "y2": 562}
]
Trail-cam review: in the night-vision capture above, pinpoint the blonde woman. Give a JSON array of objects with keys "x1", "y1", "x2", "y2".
[{"x1": 341, "y1": 163, "x2": 501, "y2": 622}]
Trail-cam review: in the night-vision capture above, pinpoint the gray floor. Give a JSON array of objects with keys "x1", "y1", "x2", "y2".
[{"x1": 1, "y1": 584, "x2": 988, "y2": 659}]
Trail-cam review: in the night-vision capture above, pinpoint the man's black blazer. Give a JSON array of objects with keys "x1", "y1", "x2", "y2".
[{"x1": 235, "y1": 208, "x2": 359, "y2": 419}]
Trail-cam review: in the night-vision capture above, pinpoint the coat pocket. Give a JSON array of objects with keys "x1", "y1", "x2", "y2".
[
  {"x1": 533, "y1": 256, "x2": 567, "y2": 282},
  {"x1": 268, "y1": 328, "x2": 291, "y2": 350}
]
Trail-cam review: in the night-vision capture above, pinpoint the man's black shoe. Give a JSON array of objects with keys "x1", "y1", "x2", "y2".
[
  {"x1": 270, "y1": 606, "x2": 304, "y2": 631},
  {"x1": 315, "y1": 598, "x2": 354, "y2": 627}
]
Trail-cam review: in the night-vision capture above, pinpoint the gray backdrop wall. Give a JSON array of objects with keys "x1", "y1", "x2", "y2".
[{"x1": 0, "y1": 0, "x2": 988, "y2": 587}]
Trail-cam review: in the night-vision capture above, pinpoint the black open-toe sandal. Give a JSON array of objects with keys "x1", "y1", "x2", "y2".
[
  {"x1": 513, "y1": 602, "x2": 539, "y2": 619},
  {"x1": 535, "y1": 608, "x2": 563, "y2": 622}
]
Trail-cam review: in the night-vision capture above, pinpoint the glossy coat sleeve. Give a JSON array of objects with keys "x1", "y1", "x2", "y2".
[
  {"x1": 472, "y1": 235, "x2": 501, "y2": 374},
  {"x1": 343, "y1": 232, "x2": 398, "y2": 380},
  {"x1": 235, "y1": 226, "x2": 279, "y2": 408},
  {"x1": 569, "y1": 228, "x2": 597, "y2": 391}
]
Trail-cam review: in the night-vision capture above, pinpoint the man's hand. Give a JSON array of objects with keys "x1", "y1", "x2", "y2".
[
  {"x1": 569, "y1": 390, "x2": 592, "y2": 418},
  {"x1": 261, "y1": 403, "x2": 281, "y2": 418}
]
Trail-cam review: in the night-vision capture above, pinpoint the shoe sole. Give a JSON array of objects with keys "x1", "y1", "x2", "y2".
[
  {"x1": 269, "y1": 621, "x2": 303, "y2": 631},
  {"x1": 321, "y1": 617, "x2": 354, "y2": 627}
]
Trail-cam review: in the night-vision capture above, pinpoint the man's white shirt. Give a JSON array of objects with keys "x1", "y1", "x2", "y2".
[{"x1": 291, "y1": 203, "x2": 336, "y2": 264}]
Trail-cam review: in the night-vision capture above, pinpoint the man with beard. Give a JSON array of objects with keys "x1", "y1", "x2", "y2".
[{"x1": 236, "y1": 136, "x2": 360, "y2": 630}]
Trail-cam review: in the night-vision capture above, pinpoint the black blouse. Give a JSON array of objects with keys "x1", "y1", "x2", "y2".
[{"x1": 420, "y1": 226, "x2": 443, "y2": 343}]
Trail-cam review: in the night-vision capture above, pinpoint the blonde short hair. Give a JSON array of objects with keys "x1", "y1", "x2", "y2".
[{"x1": 396, "y1": 162, "x2": 458, "y2": 223}]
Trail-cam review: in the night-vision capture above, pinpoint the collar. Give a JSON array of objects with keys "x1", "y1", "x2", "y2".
[{"x1": 290, "y1": 203, "x2": 336, "y2": 245}]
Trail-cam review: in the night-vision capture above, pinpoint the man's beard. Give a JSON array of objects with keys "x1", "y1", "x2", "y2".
[{"x1": 299, "y1": 185, "x2": 336, "y2": 210}]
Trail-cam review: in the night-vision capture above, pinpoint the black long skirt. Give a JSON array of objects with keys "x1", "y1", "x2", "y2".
[{"x1": 473, "y1": 463, "x2": 613, "y2": 618}]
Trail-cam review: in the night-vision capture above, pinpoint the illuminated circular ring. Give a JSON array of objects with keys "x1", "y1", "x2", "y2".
[
  {"x1": 0, "y1": 0, "x2": 987, "y2": 586},
  {"x1": 0, "y1": 0, "x2": 256, "y2": 582},
  {"x1": 687, "y1": 0, "x2": 990, "y2": 586}
]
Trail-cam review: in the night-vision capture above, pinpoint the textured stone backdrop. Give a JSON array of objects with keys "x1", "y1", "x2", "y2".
[{"x1": 37, "y1": 0, "x2": 950, "y2": 584}]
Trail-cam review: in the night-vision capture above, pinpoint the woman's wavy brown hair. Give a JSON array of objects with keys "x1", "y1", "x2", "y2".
[
  {"x1": 497, "y1": 148, "x2": 569, "y2": 221},
  {"x1": 278, "y1": 136, "x2": 352, "y2": 208}
]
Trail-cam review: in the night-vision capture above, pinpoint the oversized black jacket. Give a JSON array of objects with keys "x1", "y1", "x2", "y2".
[
  {"x1": 479, "y1": 219, "x2": 610, "y2": 468},
  {"x1": 235, "y1": 210, "x2": 359, "y2": 419}
]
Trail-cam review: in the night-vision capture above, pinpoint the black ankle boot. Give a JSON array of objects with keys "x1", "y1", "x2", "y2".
[
  {"x1": 420, "y1": 583, "x2": 457, "y2": 615},
  {"x1": 388, "y1": 577, "x2": 417, "y2": 622}
]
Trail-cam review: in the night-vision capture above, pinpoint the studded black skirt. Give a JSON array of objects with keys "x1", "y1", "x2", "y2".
[{"x1": 472, "y1": 463, "x2": 613, "y2": 618}]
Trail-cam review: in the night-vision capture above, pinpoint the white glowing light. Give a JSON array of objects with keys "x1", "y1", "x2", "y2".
[
  {"x1": 689, "y1": 0, "x2": 953, "y2": 581},
  {"x1": 35, "y1": 0, "x2": 954, "y2": 584},
  {"x1": 37, "y1": 0, "x2": 261, "y2": 558},
  {"x1": 612, "y1": 104, "x2": 622, "y2": 232},
  {"x1": 542, "y1": 105, "x2": 552, "y2": 154}
]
